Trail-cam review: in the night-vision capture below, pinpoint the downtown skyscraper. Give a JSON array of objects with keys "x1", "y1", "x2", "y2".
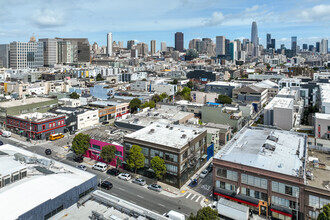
[
  {"x1": 175, "y1": 32, "x2": 184, "y2": 52},
  {"x1": 216, "y1": 36, "x2": 226, "y2": 57},
  {"x1": 107, "y1": 32, "x2": 112, "y2": 57},
  {"x1": 251, "y1": 21, "x2": 259, "y2": 57}
]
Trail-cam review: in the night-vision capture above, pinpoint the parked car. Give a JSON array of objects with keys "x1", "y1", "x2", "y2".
[
  {"x1": 73, "y1": 156, "x2": 84, "y2": 163},
  {"x1": 2, "y1": 131, "x2": 11, "y2": 138},
  {"x1": 92, "y1": 162, "x2": 107, "y2": 171},
  {"x1": 147, "y1": 184, "x2": 162, "y2": 192},
  {"x1": 199, "y1": 169, "x2": 209, "y2": 178},
  {"x1": 45, "y1": 149, "x2": 52, "y2": 155},
  {"x1": 102, "y1": 121, "x2": 110, "y2": 125},
  {"x1": 98, "y1": 181, "x2": 113, "y2": 190},
  {"x1": 0, "y1": 140, "x2": 3, "y2": 145},
  {"x1": 107, "y1": 168, "x2": 120, "y2": 176},
  {"x1": 208, "y1": 201, "x2": 217, "y2": 210},
  {"x1": 207, "y1": 163, "x2": 213, "y2": 172},
  {"x1": 76, "y1": 165, "x2": 87, "y2": 171},
  {"x1": 132, "y1": 178, "x2": 146, "y2": 186},
  {"x1": 0, "y1": 130, "x2": 3, "y2": 135},
  {"x1": 118, "y1": 173, "x2": 131, "y2": 181}
]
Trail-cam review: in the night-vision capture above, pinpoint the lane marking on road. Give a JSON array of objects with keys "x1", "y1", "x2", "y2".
[
  {"x1": 111, "y1": 193, "x2": 118, "y2": 196},
  {"x1": 185, "y1": 192, "x2": 192, "y2": 199},
  {"x1": 118, "y1": 187, "x2": 125, "y2": 191},
  {"x1": 190, "y1": 194, "x2": 196, "y2": 200},
  {"x1": 195, "y1": 196, "x2": 201, "y2": 202},
  {"x1": 137, "y1": 195, "x2": 144, "y2": 199},
  {"x1": 157, "y1": 203, "x2": 165, "y2": 207},
  {"x1": 130, "y1": 200, "x2": 137, "y2": 204}
]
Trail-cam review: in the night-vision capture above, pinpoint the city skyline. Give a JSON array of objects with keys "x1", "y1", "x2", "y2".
[{"x1": 0, "y1": 0, "x2": 329, "y2": 50}]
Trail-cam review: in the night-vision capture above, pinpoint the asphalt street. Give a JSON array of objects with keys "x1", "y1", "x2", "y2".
[{"x1": 0, "y1": 136, "x2": 203, "y2": 217}]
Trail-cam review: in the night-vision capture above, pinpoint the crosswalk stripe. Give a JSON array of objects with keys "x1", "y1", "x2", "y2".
[
  {"x1": 190, "y1": 194, "x2": 196, "y2": 200},
  {"x1": 185, "y1": 192, "x2": 192, "y2": 199},
  {"x1": 195, "y1": 196, "x2": 201, "y2": 202}
]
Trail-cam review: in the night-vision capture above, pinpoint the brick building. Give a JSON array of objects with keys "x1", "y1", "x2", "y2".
[
  {"x1": 6, "y1": 112, "x2": 65, "y2": 140},
  {"x1": 213, "y1": 127, "x2": 330, "y2": 219}
]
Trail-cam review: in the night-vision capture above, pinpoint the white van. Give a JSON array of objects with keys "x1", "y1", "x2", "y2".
[
  {"x1": 92, "y1": 162, "x2": 107, "y2": 171},
  {"x1": 163, "y1": 210, "x2": 185, "y2": 220}
]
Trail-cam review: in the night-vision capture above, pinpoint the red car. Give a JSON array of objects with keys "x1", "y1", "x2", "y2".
[{"x1": 0, "y1": 131, "x2": 2, "y2": 135}]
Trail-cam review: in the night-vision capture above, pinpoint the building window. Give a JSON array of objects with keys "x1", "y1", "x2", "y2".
[
  {"x1": 42, "y1": 125, "x2": 46, "y2": 130},
  {"x1": 242, "y1": 174, "x2": 268, "y2": 189},
  {"x1": 150, "y1": 149, "x2": 163, "y2": 158},
  {"x1": 165, "y1": 153, "x2": 178, "y2": 163},
  {"x1": 91, "y1": 144, "x2": 101, "y2": 150},
  {"x1": 166, "y1": 164, "x2": 178, "y2": 175},
  {"x1": 216, "y1": 168, "x2": 238, "y2": 181},
  {"x1": 115, "y1": 150, "x2": 122, "y2": 157},
  {"x1": 216, "y1": 180, "x2": 236, "y2": 192},
  {"x1": 272, "y1": 181, "x2": 299, "y2": 197}
]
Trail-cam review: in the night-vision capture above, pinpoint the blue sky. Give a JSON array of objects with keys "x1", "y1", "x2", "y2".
[{"x1": 0, "y1": 0, "x2": 329, "y2": 50}]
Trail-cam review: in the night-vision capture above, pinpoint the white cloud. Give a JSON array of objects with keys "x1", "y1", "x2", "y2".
[
  {"x1": 203, "y1": 12, "x2": 225, "y2": 26},
  {"x1": 298, "y1": 4, "x2": 330, "y2": 22},
  {"x1": 31, "y1": 9, "x2": 66, "y2": 28},
  {"x1": 245, "y1": 5, "x2": 260, "y2": 12}
]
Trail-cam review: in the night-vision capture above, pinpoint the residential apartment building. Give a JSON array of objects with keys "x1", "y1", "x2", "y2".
[
  {"x1": 314, "y1": 113, "x2": 330, "y2": 140},
  {"x1": 232, "y1": 85, "x2": 268, "y2": 107},
  {"x1": 150, "y1": 83, "x2": 177, "y2": 96},
  {"x1": 191, "y1": 91, "x2": 218, "y2": 104},
  {"x1": 264, "y1": 97, "x2": 294, "y2": 130},
  {"x1": 9, "y1": 41, "x2": 44, "y2": 69},
  {"x1": 76, "y1": 109, "x2": 99, "y2": 130},
  {"x1": 124, "y1": 123, "x2": 207, "y2": 187},
  {"x1": 39, "y1": 38, "x2": 57, "y2": 67},
  {"x1": 205, "y1": 81, "x2": 241, "y2": 98},
  {"x1": 0, "y1": 44, "x2": 9, "y2": 68}
]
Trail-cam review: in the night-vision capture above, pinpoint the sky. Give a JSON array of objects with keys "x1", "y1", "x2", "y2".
[{"x1": 0, "y1": 0, "x2": 329, "y2": 50}]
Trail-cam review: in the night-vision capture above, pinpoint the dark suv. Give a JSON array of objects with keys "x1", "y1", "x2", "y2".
[
  {"x1": 107, "y1": 168, "x2": 120, "y2": 176},
  {"x1": 98, "y1": 181, "x2": 113, "y2": 190},
  {"x1": 73, "y1": 156, "x2": 84, "y2": 163}
]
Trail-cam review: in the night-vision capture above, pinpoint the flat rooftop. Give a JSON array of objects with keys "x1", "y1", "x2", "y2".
[
  {"x1": 315, "y1": 113, "x2": 330, "y2": 120},
  {"x1": 117, "y1": 108, "x2": 194, "y2": 127},
  {"x1": 0, "y1": 97, "x2": 56, "y2": 108},
  {"x1": 85, "y1": 125, "x2": 128, "y2": 145},
  {"x1": 51, "y1": 191, "x2": 167, "y2": 220},
  {"x1": 214, "y1": 127, "x2": 307, "y2": 177},
  {"x1": 206, "y1": 81, "x2": 240, "y2": 87},
  {"x1": 13, "y1": 112, "x2": 65, "y2": 122},
  {"x1": 306, "y1": 150, "x2": 330, "y2": 190},
  {"x1": 125, "y1": 122, "x2": 206, "y2": 149},
  {"x1": 0, "y1": 144, "x2": 96, "y2": 220},
  {"x1": 264, "y1": 97, "x2": 294, "y2": 110}
]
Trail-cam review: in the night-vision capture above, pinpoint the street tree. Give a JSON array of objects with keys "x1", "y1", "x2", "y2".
[
  {"x1": 151, "y1": 94, "x2": 161, "y2": 103},
  {"x1": 69, "y1": 92, "x2": 80, "y2": 99},
  {"x1": 188, "y1": 207, "x2": 219, "y2": 220},
  {"x1": 187, "y1": 81, "x2": 194, "y2": 89},
  {"x1": 72, "y1": 133, "x2": 90, "y2": 156},
  {"x1": 100, "y1": 145, "x2": 116, "y2": 163},
  {"x1": 116, "y1": 157, "x2": 122, "y2": 169},
  {"x1": 171, "y1": 79, "x2": 178, "y2": 85},
  {"x1": 141, "y1": 101, "x2": 155, "y2": 109},
  {"x1": 217, "y1": 95, "x2": 232, "y2": 104},
  {"x1": 129, "y1": 98, "x2": 142, "y2": 113},
  {"x1": 150, "y1": 156, "x2": 167, "y2": 179},
  {"x1": 96, "y1": 73, "x2": 104, "y2": 81},
  {"x1": 127, "y1": 145, "x2": 145, "y2": 173},
  {"x1": 159, "y1": 92, "x2": 168, "y2": 101},
  {"x1": 318, "y1": 203, "x2": 330, "y2": 220}
]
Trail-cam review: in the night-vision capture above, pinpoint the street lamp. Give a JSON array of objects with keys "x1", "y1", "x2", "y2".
[{"x1": 29, "y1": 118, "x2": 32, "y2": 141}]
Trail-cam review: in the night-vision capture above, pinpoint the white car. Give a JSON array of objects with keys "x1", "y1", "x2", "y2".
[
  {"x1": 118, "y1": 173, "x2": 131, "y2": 181},
  {"x1": 208, "y1": 201, "x2": 217, "y2": 210},
  {"x1": 199, "y1": 169, "x2": 209, "y2": 178}
]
